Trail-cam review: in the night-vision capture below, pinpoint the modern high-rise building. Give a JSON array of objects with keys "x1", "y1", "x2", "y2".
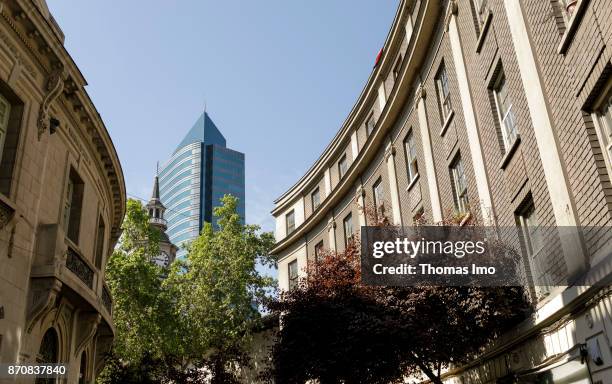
[{"x1": 159, "y1": 111, "x2": 245, "y2": 258}]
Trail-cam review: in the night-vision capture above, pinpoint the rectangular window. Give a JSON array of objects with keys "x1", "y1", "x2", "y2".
[
  {"x1": 311, "y1": 188, "x2": 321, "y2": 211},
  {"x1": 393, "y1": 55, "x2": 402, "y2": 81},
  {"x1": 286, "y1": 210, "x2": 295, "y2": 235},
  {"x1": 366, "y1": 113, "x2": 376, "y2": 136},
  {"x1": 94, "y1": 215, "x2": 106, "y2": 269},
  {"x1": 373, "y1": 177, "x2": 384, "y2": 218},
  {"x1": 516, "y1": 197, "x2": 543, "y2": 257},
  {"x1": 435, "y1": 63, "x2": 452, "y2": 122},
  {"x1": 404, "y1": 130, "x2": 418, "y2": 182},
  {"x1": 64, "y1": 168, "x2": 85, "y2": 244},
  {"x1": 314, "y1": 240, "x2": 324, "y2": 263},
  {"x1": 493, "y1": 71, "x2": 518, "y2": 152},
  {"x1": 338, "y1": 155, "x2": 348, "y2": 179},
  {"x1": 0, "y1": 94, "x2": 11, "y2": 164},
  {"x1": 472, "y1": 0, "x2": 489, "y2": 28},
  {"x1": 343, "y1": 213, "x2": 353, "y2": 246},
  {"x1": 288, "y1": 259, "x2": 298, "y2": 291},
  {"x1": 594, "y1": 90, "x2": 612, "y2": 180},
  {"x1": 450, "y1": 155, "x2": 469, "y2": 214}
]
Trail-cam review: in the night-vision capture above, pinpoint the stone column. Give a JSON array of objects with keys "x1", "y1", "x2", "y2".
[
  {"x1": 385, "y1": 142, "x2": 403, "y2": 226},
  {"x1": 503, "y1": 0, "x2": 586, "y2": 278},
  {"x1": 416, "y1": 84, "x2": 443, "y2": 222},
  {"x1": 445, "y1": 0, "x2": 495, "y2": 225}
]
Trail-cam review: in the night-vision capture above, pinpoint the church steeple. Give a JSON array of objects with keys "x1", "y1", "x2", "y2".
[{"x1": 146, "y1": 167, "x2": 167, "y2": 231}]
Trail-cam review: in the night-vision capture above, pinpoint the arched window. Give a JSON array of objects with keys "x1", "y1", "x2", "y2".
[{"x1": 36, "y1": 328, "x2": 59, "y2": 383}]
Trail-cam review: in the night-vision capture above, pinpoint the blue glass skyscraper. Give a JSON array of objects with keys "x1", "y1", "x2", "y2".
[{"x1": 158, "y1": 112, "x2": 245, "y2": 258}]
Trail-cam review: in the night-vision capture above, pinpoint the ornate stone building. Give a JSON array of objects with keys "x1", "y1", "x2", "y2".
[
  {"x1": 0, "y1": 0, "x2": 125, "y2": 382},
  {"x1": 271, "y1": 0, "x2": 612, "y2": 382}
]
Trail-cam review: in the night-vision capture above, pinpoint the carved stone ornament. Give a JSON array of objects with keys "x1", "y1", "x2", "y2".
[
  {"x1": 385, "y1": 144, "x2": 397, "y2": 160},
  {"x1": 415, "y1": 83, "x2": 426, "y2": 103},
  {"x1": 74, "y1": 312, "x2": 101, "y2": 358},
  {"x1": 444, "y1": 0, "x2": 459, "y2": 32},
  {"x1": 26, "y1": 278, "x2": 62, "y2": 333},
  {"x1": 37, "y1": 67, "x2": 65, "y2": 140}
]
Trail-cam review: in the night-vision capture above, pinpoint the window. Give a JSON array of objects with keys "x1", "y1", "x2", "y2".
[
  {"x1": 373, "y1": 178, "x2": 384, "y2": 218},
  {"x1": 393, "y1": 55, "x2": 403, "y2": 81},
  {"x1": 94, "y1": 215, "x2": 105, "y2": 269},
  {"x1": 471, "y1": 0, "x2": 489, "y2": 28},
  {"x1": 314, "y1": 240, "x2": 324, "y2": 263},
  {"x1": 493, "y1": 71, "x2": 518, "y2": 152},
  {"x1": 404, "y1": 131, "x2": 418, "y2": 182},
  {"x1": 0, "y1": 94, "x2": 10, "y2": 165},
  {"x1": 594, "y1": 90, "x2": 612, "y2": 181},
  {"x1": 286, "y1": 210, "x2": 295, "y2": 235},
  {"x1": 450, "y1": 155, "x2": 469, "y2": 214},
  {"x1": 366, "y1": 113, "x2": 376, "y2": 136},
  {"x1": 338, "y1": 155, "x2": 348, "y2": 179},
  {"x1": 288, "y1": 259, "x2": 298, "y2": 290},
  {"x1": 435, "y1": 62, "x2": 452, "y2": 122},
  {"x1": 343, "y1": 213, "x2": 354, "y2": 246},
  {"x1": 63, "y1": 168, "x2": 84, "y2": 244},
  {"x1": 311, "y1": 188, "x2": 321, "y2": 211},
  {"x1": 516, "y1": 197, "x2": 543, "y2": 257}
]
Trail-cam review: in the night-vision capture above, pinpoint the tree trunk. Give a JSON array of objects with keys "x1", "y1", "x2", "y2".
[{"x1": 412, "y1": 357, "x2": 444, "y2": 384}]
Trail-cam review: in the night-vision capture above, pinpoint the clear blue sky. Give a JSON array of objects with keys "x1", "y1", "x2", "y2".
[{"x1": 47, "y1": 1, "x2": 398, "y2": 233}]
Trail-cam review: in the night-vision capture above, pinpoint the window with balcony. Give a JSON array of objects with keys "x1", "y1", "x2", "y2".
[
  {"x1": 366, "y1": 113, "x2": 376, "y2": 136},
  {"x1": 404, "y1": 130, "x2": 418, "y2": 183},
  {"x1": 286, "y1": 210, "x2": 295, "y2": 235},
  {"x1": 373, "y1": 177, "x2": 384, "y2": 219},
  {"x1": 64, "y1": 168, "x2": 84, "y2": 244},
  {"x1": 288, "y1": 259, "x2": 298, "y2": 291},
  {"x1": 450, "y1": 154, "x2": 469, "y2": 214},
  {"x1": 311, "y1": 187, "x2": 321, "y2": 211},
  {"x1": 338, "y1": 155, "x2": 348, "y2": 179},
  {"x1": 0, "y1": 88, "x2": 23, "y2": 199},
  {"x1": 435, "y1": 62, "x2": 452, "y2": 122},
  {"x1": 343, "y1": 213, "x2": 354, "y2": 246},
  {"x1": 492, "y1": 70, "x2": 518, "y2": 153}
]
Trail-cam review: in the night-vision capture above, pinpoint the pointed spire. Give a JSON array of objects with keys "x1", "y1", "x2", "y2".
[{"x1": 151, "y1": 175, "x2": 160, "y2": 200}]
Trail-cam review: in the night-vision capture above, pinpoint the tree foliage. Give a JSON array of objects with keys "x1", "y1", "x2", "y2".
[
  {"x1": 99, "y1": 196, "x2": 275, "y2": 383},
  {"x1": 268, "y1": 204, "x2": 531, "y2": 384}
]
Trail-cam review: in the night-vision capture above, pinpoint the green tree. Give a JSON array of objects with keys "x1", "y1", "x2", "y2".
[
  {"x1": 98, "y1": 196, "x2": 276, "y2": 383},
  {"x1": 165, "y1": 194, "x2": 276, "y2": 382}
]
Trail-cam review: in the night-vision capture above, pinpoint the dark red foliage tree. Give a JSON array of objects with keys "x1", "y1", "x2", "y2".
[{"x1": 267, "y1": 204, "x2": 531, "y2": 384}]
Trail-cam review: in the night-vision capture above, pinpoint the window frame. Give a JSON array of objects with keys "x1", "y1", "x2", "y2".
[
  {"x1": 285, "y1": 210, "x2": 295, "y2": 235},
  {"x1": 288, "y1": 259, "x2": 298, "y2": 291},
  {"x1": 314, "y1": 240, "x2": 324, "y2": 263},
  {"x1": 373, "y1": 177, "x2": 384, "y2": 219},
  {"x1": 343, "y1": 213, "x2": 354, "y2": 246},
  {"x1": 592, "y1": 82, "x2": 612, "y2": 183},
  {"x1": 492, "y1": 71, "x2": 518, "y2": 153},
  {"x1": 450, "y1": 155, "x2": 469, "y2": 214},
  {"x1": 311, "y1": 187, "x2": 321, "y2": 211},
  {"x1": 338, "y1": 155, "x2": 348, "y2": 179},
  {"x1": 0, "y1": 94, "x2": 11, "y2": 165},
  {"x1": 435, "y1": 62, "x2": 453, "y2": 122},
  {"x1": 516, "y1": 198, "x2": 543, "y2": 258},
  {"x1": 404, "y1": 130, "x2": 418, "y2": 183},
  {"x1": 64, "y1": 167, "x2": 85, "y2": 244},
  {"x1": 366, "y1": 113, "x2": 376, "y2": 136}
]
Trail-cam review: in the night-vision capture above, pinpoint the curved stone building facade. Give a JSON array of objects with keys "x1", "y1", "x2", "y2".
[
  {"x1": 271, "y1": 0, "x2": 612, "y2": 382},
  {"x1": 0, "y1": 0, "x2": 125, "y2": 382}
]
